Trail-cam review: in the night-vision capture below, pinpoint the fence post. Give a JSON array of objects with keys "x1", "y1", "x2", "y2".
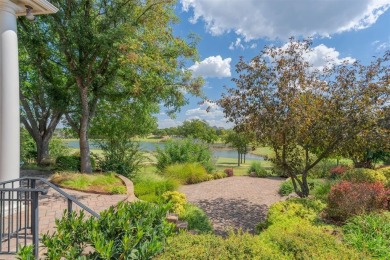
[{"x1": 31, "y1": 191, "x2": 39, "y2": 258}]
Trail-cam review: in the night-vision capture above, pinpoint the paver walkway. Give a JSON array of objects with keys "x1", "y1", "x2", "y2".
[
  {"x1": 179, "y1": 176, "x2": 284, "y2": 236},
  {"x1": 1, "y1": 170, "x2": 131, "y2": 259}
]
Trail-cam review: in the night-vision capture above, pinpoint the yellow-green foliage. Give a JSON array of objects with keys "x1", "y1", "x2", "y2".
[
  {"x1": 266, "y1": 198, "x2": 326, "y2": 225},
  {"x1": 157, "y1": 231, "x2": 283, "y2": 260},
  {"x1": 163, "y1": 163, "x2": 211, "y2": 184},
  {"x1": 162, "y1": 191, "x2": 187, "y2": 215},
  {"x1": 258, "y1": 219, "x2": 367, "y2": 259},
  {"x1": 212, "y1": 171, "x2": 227, "y2": 180},
  {"x1": 342, "y1": 168, "x2": 386, "y2": 183},
  {"x1": 377, "y1": 166, "x2": 390, "y2": 180}
]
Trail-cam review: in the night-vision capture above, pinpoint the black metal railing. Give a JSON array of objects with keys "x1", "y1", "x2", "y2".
[{"x1": 0, "y1": 177, "x2": 100, "y2": 258}]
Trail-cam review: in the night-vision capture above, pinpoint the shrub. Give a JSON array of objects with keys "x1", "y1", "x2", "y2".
[
  {"x1": 49, "y1": 138, "x2": 70, "y2": 159},
  {"x1": 99, "y1": 140, "x2": 145, "y2": 178},
  {"x1": 329, "y1": 165, "x2": 349, "y2": 179},
  {"x1": 212, "y1": 171, "x2": 227, "y2": 180},
  {"x1": 326, "y1": 181, "x2": 389, "y2": 222},
  {"x1": 247, "y1": 161, "x2": 269, "y2": 177},
  {"x1": 179, "y1": 204, "x2": 213, "y2": 233},
  {"x1": 224, "y1": 168, "x2": 233, "y2": 177},
  {"x1": 41, "y1": 201, "x2": 173, "y2": 259},
  {"x1": 156, "y1": 138, "x2": 214, "y2": 172},
  {"x1": 311, "y1": 180, "x2": 333, "y2": 202},
  {"x1": 377, "y1": 166, "x2": 390, "y2": 180},
  {"x1": 162, "y1": 191, "x2": 187, "y2": 215},
  {"x1": 56, "y1": 155, "x2": 80, "y2": 171},
  {"x1": 257, "y1": 198, "x2": 326, "y2": 231},
  {"x1": 341, "y1": 168, "x2": 386, "y2": 184},
  {"x1": 258, "y1": 219, "x2": 365, "y2": 259},
  {"x1": 133, "y1": 173, "x2": 179, "y2": 202},
  {"x1": 343, "y1": 212, "x2": 390, "y2": 259},
  {"x1": 158, "y1": 231, "x2": 280, "y2": 259},
  {"x1": 278, "y1": 177, "x2": 324, "y2": 196},
  {"x1": 163, "y1": 163, "x2": 211, "y2": 184}
]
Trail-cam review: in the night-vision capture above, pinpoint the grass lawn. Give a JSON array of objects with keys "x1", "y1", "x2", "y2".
[
  {"x1": 215, "y1": 157, "x2": 272, "y2": 176},
  {"x1": 50, "y1": 172, "x2": 127, "y2": 194}
]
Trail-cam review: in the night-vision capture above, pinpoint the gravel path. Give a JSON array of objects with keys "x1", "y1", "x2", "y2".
[{"x1": 179, "y1": 176, "x2": 284, "y2": 236}]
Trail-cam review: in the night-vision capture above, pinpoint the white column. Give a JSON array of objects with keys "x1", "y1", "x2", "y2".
[{"x1": 0, "y1": 1, "x2": 20, "y2": 182}]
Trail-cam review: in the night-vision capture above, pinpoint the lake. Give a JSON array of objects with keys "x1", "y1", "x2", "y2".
[{"x1": 64, "y1": 140, "x2": 264, "y2": 160}]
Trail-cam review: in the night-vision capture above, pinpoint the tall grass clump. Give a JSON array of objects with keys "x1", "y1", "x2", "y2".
[
  {"x1": 163, "y1": 163, "x2": 211, "y2": 184},
  {"x1": 133, "y1": 172, "x2": 179, "y2": 202},
  {"x1": 247, "y1": 161, "x2": 269, "y2": 177}
]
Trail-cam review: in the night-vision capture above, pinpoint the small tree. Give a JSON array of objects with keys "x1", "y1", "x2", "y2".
[
  {"x1": 219, "y1": 38, "x2": 389, "y2": 197},
  {"x1": 177, "y1": 119, "x2": 218, "y2": 144},
  {"x1": 223, "y1": 130, "x2": 253, "y2": 166}
]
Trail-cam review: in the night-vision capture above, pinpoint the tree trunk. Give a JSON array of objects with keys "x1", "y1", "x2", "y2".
[
  {"x1": 237, "y1": 151, "x2": 240, "y2": 166},
  {"x1": 36, "y1": 138, "x2": 50, "y2": 165},
  {"x1": 79, "y1": 86, "x2": 92, "y2": 173}
]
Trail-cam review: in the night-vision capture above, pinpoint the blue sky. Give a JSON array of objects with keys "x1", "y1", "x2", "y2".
[{"x1": 157, "y1": 0, "x2": 390, "y2": 129}]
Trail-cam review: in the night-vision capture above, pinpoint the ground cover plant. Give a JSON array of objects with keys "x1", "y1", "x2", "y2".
[
  {"x1": 50, "y1": 172, "x2": 126, "y2": 194},
  {"x1": 343, "y1": 212, "x2": 390, "y2": 259}
]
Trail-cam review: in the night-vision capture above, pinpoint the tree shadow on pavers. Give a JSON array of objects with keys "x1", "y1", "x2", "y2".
[{"x1": 196, "y1": 198, "x2": 268, "y2": 237}]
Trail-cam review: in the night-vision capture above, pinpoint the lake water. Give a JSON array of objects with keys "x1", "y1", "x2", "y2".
[{"x1": 65, "y1": 140, "x2": 264, "y2": 160}]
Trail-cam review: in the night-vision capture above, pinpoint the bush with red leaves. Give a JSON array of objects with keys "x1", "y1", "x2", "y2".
[
  {"x1": 329, "y1": 165, "x2": 349, "y2": 179},
  {"x1": 326, "y1": 181, "x2": 389, "y2": 222},
  {"x1": 224, "y1": 168, "x2": 234, "y2": 177}
]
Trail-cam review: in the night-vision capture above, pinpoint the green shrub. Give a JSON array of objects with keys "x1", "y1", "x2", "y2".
[
  {"x1": 257, "y1": 198, "x2": 326, "y2": 231},
  {"x1": 56, "y1": 155, "x2": 80, "y2": 171},
  {"x1": 133, "y1": 173, "x2": 179, "y2": 202},
  {"x1": 247, "y1": 161, "x2": 269, "y2": 177},
  {"x1": 179, "y1": 204, "x2": 213, "y2": 233},
  {"x1": 42, "y1": 201, "x2": 173, "y2": 259},
  {"x1": 212, "y1": 171, "x2": 227, "y2": 180},
  {"x1": 99, "y1": 140, "x2": 145, "y2": 178},
  {"x1": 326, "y1": 181, "x2": 389, "y2": 222},
  {"x1": 343, "y1": 212, "x2": 390, "y2": 259},
  {"x1": 258, "y1": 219, "x2": 366, "y2": 259},
  {"x1": 20, "y1": 128, "x2": 37, "y2": 164},
  {"x1": 16, "y1": 244, "x2": 34, "y2": 260},
  {"x1": 162, "y1": 191, "x2": 187, "y2": 215},
  {"x1": 377, "y1": 166, "x2": 390, "y2": 180},
  {"x1": 342, "y1": 168, "x2": 386, "y2": 183},
  {"x1": 49, "y1": 138, "x2": 70, "y2": 159},
  {"x1": 311, "y1": 179, "x2": 333, "y2": 202},
  {"x1": 158, "y1": 231, "x2": 281, "y2": 259},
  {"x1": 163, "y1": 163, "x2": 211, "y2": 184},
  {"x1": 156, "y1": 138, "x2": 214, "y2": 172}
]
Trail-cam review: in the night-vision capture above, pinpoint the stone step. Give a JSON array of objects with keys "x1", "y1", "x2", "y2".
[
  {"x1": 176, "y1": 221, "x2": 188, "y2": 231},
  {"x1": 166, "y1": 213, "x2": 179, "y2": 224}
]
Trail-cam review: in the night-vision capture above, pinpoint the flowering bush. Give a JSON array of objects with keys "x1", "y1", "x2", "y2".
[
  {"x1": 162, "y1": 191, "x2": 187, "y2": 215},
  {"x1": 326, "y1": 181, "x2": 389, "y2": 222},
  {"x1": 224, "y1": 168, "x2": 233, "y2": 177},
  {"x1": 329, "y1": 165, "x2": 349, "y2": 179}
]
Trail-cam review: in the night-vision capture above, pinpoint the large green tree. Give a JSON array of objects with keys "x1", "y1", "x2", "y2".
[
  {"x1": 219, "y1": 39, "x2": 389, "y2": 197},
  {"x1": 20, "y1": 0, "x2": 202, "y2": 173},
  {"x1": 177, "y1": 119, "x2": 218, "y2": 143},
  {"x1": 18, "y1": 20, "x2": 70, "y2": 164}
]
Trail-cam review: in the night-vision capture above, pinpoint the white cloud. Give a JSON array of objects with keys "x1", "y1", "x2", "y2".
[
  {"x1": 184, "y1": 101, "x2": 232, "y2": 128},
  {"x1": 229, "y1": 38, "x2": 244, "y2": 50},
  {"x1": 372, "y1": 39, "x2": 390, "y2": 52},
  {"x1": 189, "y1": 55, "x2": 232, "y2": 78},
  {"x1": 158, "y1": 118, "x2": 181, "y2": 128},
  {"x1": 268, "y1": 43, "x2": 356, "y2": 70},
  {"x1": 181, "y1": 0, "x2": 390, "y2": 40}
]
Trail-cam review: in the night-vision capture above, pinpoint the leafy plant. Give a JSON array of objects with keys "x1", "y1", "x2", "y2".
[
  {"x1": 179, "y1": 204, "x2": 213, "y2": 233},
  {"x1": 42, "y1": 201, "x2": 174, "y2": 259},
  {"x1": 343, "y1": 212, "x2": 390, "y2": 259},
  {"x1": 49, "y1": 138, "x2": 70, "y2": 159},
  {"x1": 156, "y1": 138, "x2": 214, "y2": 172},
  {"x1": 326, "y1": 181, "x2": 389, "y2": 221},
  {"x1": 16, "y1": 244, "x2": 34, "y2": 260},
  {"x1": 99, "y1": 140, "x2": 145, "y2": 178},
  {"x1": 162, "y1": 191, "x2": 187, "y2": 215},
  {"x1": 247, "y1": 161, "x2": 269, "y2": 177},
  {"x1": 163, "y1": 163, "x2": 211, "y2": 184},
  {"x1": 341, "y1": 168, "x2": 386, "y2": 183},
  {"x1": 212, "y1": 171, "x2": 227, "y2": 180},
  {"x1": 329, "y1": 165, "x2": 350, "y2": 179},
  {"x1": 55, "y1": 155, "x2": 81, "y2": 171},
  {"x1": 279, "y1": 177, "x2": 324, "y2": 196},
  {"x1": 224, "y1": 168, "x2": 234, "y2": 177}
]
